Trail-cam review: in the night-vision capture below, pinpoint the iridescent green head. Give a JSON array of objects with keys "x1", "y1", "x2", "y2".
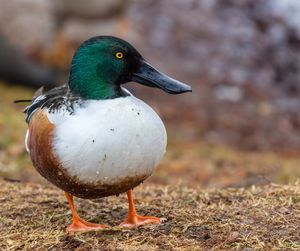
[{"x1": 69, "y1": 36, "x2": 191, "y2": 99}]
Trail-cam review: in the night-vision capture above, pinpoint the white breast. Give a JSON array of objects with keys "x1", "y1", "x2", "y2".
[{"x1": 48, "y1": 95, "x2": 167, "y2": 184}]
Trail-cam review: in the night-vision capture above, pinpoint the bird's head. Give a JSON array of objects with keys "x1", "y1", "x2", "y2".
[{"x1": 69, "y1": 36, "x2": 192, "y2": 99}]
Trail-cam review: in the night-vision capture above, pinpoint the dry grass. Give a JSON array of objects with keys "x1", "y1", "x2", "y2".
[
  {"x1": 2, "y1": 82, "x2": 300, "y2": 250},
  {"x1": 1, "y1": 179, "x2": 300, "y2": 250}
]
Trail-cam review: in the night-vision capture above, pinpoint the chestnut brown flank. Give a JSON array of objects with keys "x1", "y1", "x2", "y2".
[{"x1": 28, "y1": 110, "x2": 147, "y2": 199}]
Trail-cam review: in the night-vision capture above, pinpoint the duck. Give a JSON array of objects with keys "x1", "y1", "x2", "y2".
[{"x1": 24, "y1": 36, "x2": 191, "y2": 233}]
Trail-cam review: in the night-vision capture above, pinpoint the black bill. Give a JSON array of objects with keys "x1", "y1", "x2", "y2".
[{"x1": 132, "y1": 60, "x2": 192, "y2": 94}]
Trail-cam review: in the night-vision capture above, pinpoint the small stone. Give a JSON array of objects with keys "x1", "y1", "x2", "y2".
[{"x1": 227, "y1": 231, "x2": 239, "y2": 243}]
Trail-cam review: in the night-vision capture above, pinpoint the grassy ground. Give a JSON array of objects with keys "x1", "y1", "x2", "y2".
[
  {"x1": 1, "y1": 179, "x2": 300, "y2": 250},
  {"x1": 1, "y1": 82, "x2": 300, "y2": 250}
]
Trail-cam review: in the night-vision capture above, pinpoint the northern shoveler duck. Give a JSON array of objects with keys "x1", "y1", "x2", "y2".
[{"x1": 24, "y1": 36, "x2": 191, "y2": 233}]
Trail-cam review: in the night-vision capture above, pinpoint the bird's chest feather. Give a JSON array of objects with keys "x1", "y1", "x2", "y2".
[{"x1": 48, "y1": 96, "x2": 167, "y2": 184}]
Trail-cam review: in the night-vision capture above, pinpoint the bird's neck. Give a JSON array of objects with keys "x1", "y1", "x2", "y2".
[{"x1": 68, "y1": 54, "x2": 121, "y2": 100}]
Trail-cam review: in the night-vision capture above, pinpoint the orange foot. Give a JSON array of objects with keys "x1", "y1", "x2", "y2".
[
  {"x1": 120, "y1": 190, "x2": 161, "y2": 228},
  {"x1": 120, "y1": 214, "x2": 161, "y2": 228},
  {"x1": 67, "y1": 218, "x2": 108, "y2": 233},
  {"x1": 65, "y1": 192, "x2": 109, "y2": 234}
]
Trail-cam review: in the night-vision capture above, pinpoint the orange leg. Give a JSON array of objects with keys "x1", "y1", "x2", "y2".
[
  {"x1": 120, "y1": 190, "x2": 161, "y2": 228},
  {"x1": 65, "y1": 192, "x2": 108, "y2": 233}
]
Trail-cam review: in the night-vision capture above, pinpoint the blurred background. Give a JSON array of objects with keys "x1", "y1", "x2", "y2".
[{"x1": 0, "y1": 0, "x2": 300, "y2": 188}]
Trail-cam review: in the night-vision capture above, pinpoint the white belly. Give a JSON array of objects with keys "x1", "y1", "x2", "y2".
[{"x1": 48, "y1": 95, "x2": 167, "y2": 185}]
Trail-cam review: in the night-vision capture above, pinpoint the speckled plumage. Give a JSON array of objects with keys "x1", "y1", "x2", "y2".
[{"x1": 26, "y1": 90, "x2": 166, "y2": 198}]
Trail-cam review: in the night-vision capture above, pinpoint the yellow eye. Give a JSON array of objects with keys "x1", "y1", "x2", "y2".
[{"x1": 115, "y1": 52, "x2": 124, "y2": 59}]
